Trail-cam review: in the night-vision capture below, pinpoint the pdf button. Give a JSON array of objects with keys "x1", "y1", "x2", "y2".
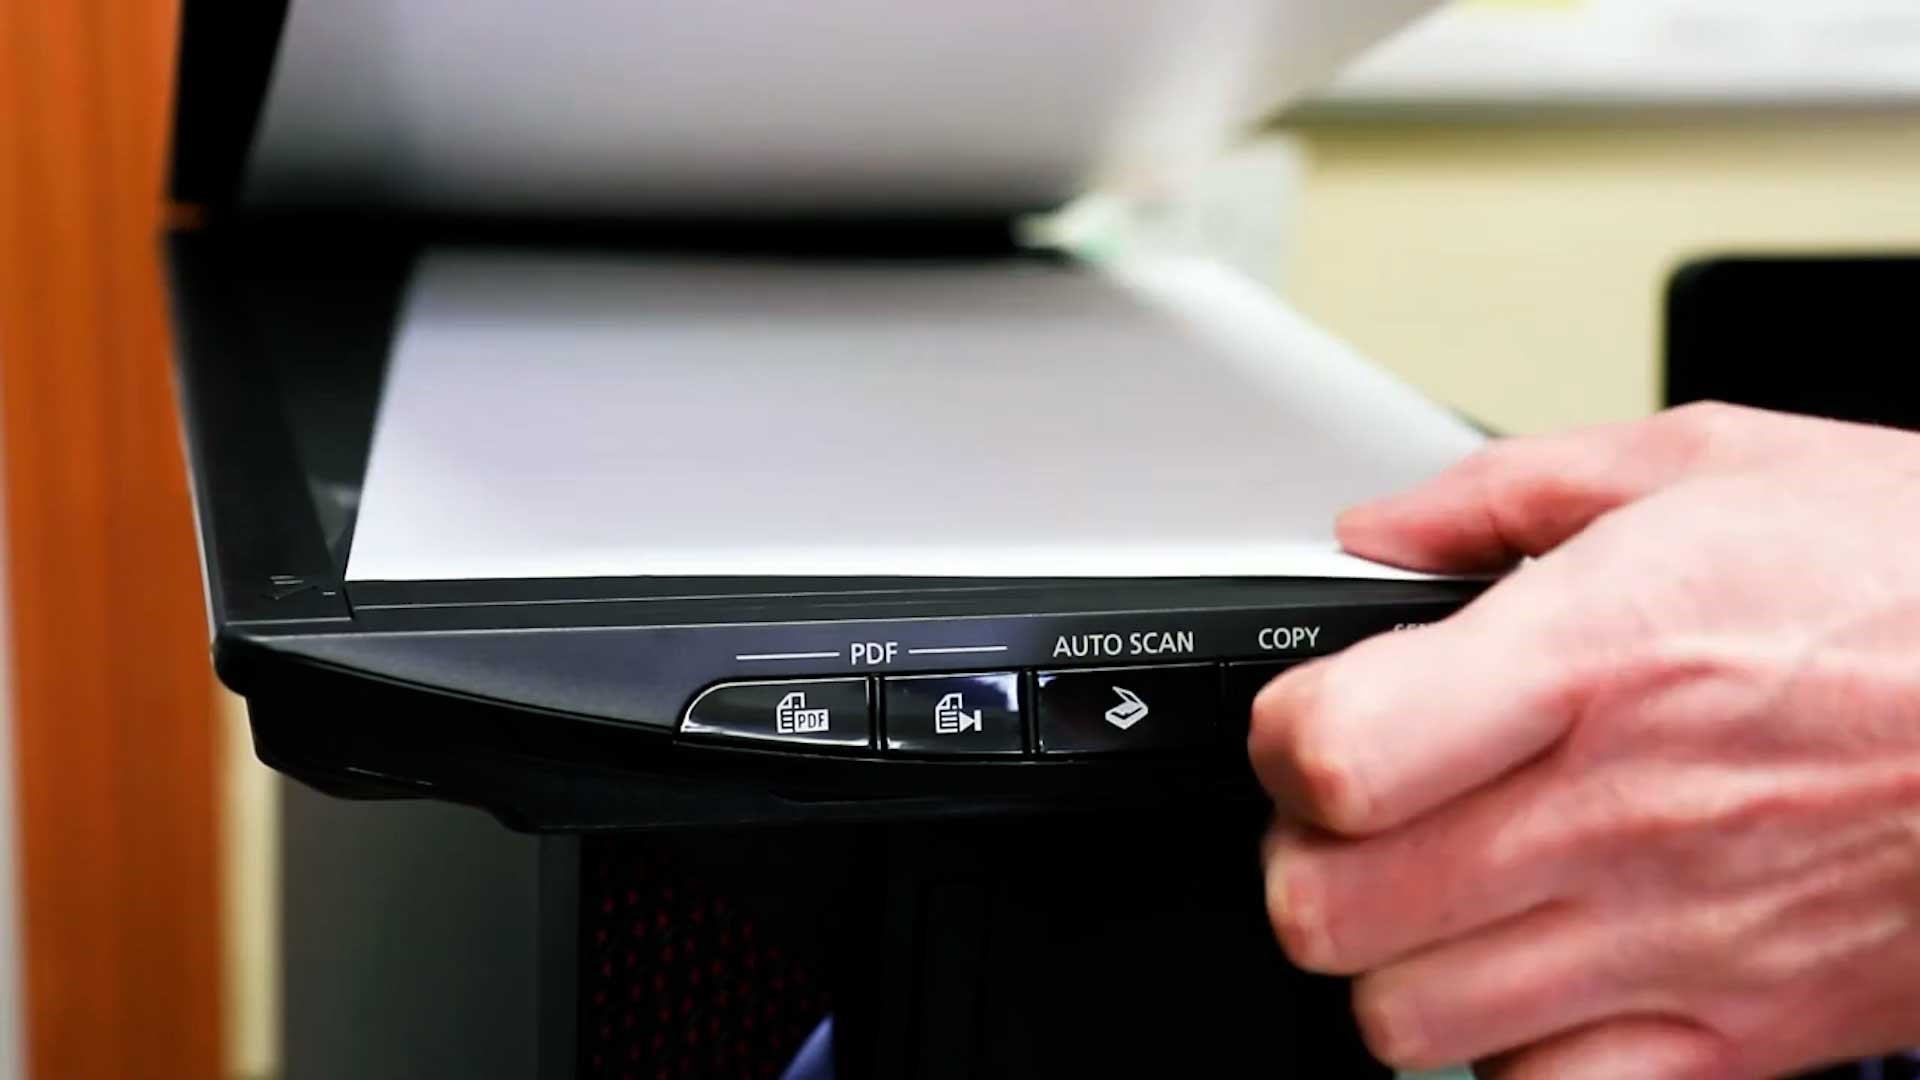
[
  {"x1": 681, "y1": 678, "x2": 871, "y2": 750},
  {"x1": 883, "y1": 673, "x2": 1024, "y2": 756}
]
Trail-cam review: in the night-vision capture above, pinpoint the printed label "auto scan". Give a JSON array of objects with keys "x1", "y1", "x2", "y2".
[{"x1": 1051, "y1": 630, "x2": 1195, "y2": 660}]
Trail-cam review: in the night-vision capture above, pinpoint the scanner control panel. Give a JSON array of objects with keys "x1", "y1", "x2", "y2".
[{"x1": 681, "y1": 661, "x2": 1295, "y2": 759}]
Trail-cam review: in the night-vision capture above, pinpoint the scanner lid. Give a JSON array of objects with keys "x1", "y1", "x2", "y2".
[{"x1": 170, "y1": 0, "x2": 1438, "y2": 219}]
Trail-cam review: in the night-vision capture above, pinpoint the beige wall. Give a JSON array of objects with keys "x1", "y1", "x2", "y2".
[
  {"x1": 1277, "y1": 112, "x2": 1920, "y2": 434},
  {"x1": 221, "y1": 691, "x2": 279, "y2": 1080}
]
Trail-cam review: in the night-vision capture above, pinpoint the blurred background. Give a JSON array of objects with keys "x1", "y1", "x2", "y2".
[{"x1": 4, "y1": 0, "x2": 1920, "y2": 1077}]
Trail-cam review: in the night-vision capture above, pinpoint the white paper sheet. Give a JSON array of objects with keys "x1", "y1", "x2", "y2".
[
  {"x1": 345, "y1": 252, "x2": 1484, "y2": 583},
  {"x1": 244, "y1": 0, "x2": 1438, "y2": 216}
]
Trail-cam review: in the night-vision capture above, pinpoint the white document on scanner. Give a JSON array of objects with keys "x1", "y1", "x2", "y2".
[{"x1": 345, "y1": 252, "x2": 1485, "y2": 584}]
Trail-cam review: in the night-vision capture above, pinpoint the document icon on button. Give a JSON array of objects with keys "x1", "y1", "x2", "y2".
[
  {"x1": 775, "y1": 692, "x2": 832, "y2": 735},
  {"x1": 933, "y1": 692, "x2": 983, "y2": 735},
  {"x1": 1103, "y1": 687, "x2": 1150, "y2": 731}
]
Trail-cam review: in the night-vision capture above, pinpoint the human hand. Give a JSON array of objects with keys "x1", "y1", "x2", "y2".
[{"x1": 1250, "y1": 403, "x2": 1920, "y2": 1078}]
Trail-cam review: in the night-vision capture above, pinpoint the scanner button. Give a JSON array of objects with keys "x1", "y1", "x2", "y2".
[
  {"x1": 883, "y1": 673, "x2": 1024, "y2": 756},
  {"x1": 681, "y1": 679, "x2": 871, "y2": 750},
  {"x1": 1035, "y1": 665, "x2": 1217, "y2": 755}
]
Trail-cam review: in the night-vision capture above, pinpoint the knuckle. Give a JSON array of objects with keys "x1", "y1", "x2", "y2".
[
  {"x1": 1484, "y1": 443, "x2": 1576, "y2": 515},
  {"x1": 1247, "y1": 660, "x2": 1324, "y2": 754},
  {"x1": 1245, "y1": 671, "x2": 1301, "y2": 751},
  {"x1": 1292, "y1": 723, "x2": 1373, "y2": 835},
  {"x1": 1456, "y1": 438, "x2": 1516, "y2": 483},
  {"x1": 1250, "y1": 661, "x2": 1377, "y2": 834},
  {"x1": 1650, "y1": 400, "x2": 1754, "y2": 461},
  {"x1": 1284, "y1": 662, "x2": 1376, "y2": 833},
  {"x1": 1471, "y1": 435, "x2": 1603, "y2": 556},
  {"x1": 1495, "y1": 477, "x2": 1588, "y2": 554},
  {"x1": 1465, "y1": 438, "x2": 1534, "y2": 504},
  {"x1": 1667, "y1": 398, "x2": 1744, "y2": 430}
]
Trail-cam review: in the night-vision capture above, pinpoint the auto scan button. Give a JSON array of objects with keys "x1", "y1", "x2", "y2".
[
  {"x1": 1035, "y1": 665, "x2": 1216, "y2": 755},
  {"x1": 681, "y1": 679, "x2": 871, "y2": 750}
]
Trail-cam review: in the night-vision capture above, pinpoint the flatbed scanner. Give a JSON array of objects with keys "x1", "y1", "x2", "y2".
[
  {"x1": 167, "y1": 3, "x2": 1493, "y2": 1076},
  {"x1": 168, "y1": 0, "x2": 1482, "y2": 833}
]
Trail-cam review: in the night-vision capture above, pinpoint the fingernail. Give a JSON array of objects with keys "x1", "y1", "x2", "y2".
[
  {"x1": 1334, "y1": 507, "x2": 1374, "y2": 545},
  {"x1": 1362, "y1": 991, "x2": 1427, "y2": 1069},
  {"x1": 1269, "y1": 857, "x2": 1332, "y2": 971},
  {"x1": 1338, "y1": 499, "x2": 1388, "y2": 522}
]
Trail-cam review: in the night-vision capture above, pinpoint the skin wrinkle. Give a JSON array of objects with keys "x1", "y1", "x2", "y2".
[
  {"x1": 1563, "y1": 775, "x2": 1920, "y2": 1053},
  {"x1": 1743, "y1": 883, "x2": 1914, "y2": 991},
  {"x1": 1792, "y1": 605, "x2": 1920, "y2": 753},
  {"x1": 1371, "y1": 901, "x2": 1691, "y2": 1070},
  {"x1": 1494, "y1": 747, "x2": 1624, "y2": 910},
  {"x1": 1549, "y1": 636, "x2": 1771, "y2": 805},
  {"x1": 1687, "y1": 845, "x2": 1879, "y2": 990},
  {"x1": 1473, "y1": 447, "x2": 1526, "y2": 564},
  {"x1": 1587, "y1": 756, "x2": 1917, "y2": 913},
  {"x1": 1710, "y1": 879, "x2": 1920, "y2": 1066},
  {"x1": 1585, "y1": 627, "x2": 1850, "y2": 770},
  {"x1": 1385, "y1": 784, "x2": 1563, "y2": 966}
]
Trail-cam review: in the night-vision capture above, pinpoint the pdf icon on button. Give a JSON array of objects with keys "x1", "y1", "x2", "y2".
[
  {"x1": 933, "y1": 692, "x2": 984, "y2": 735},
  {"x1": 774, "y1": 692, "x2": 832, "y2": 735},
  {"x1": 681, "y1": 679, "x2": 870, "y2": 749}
]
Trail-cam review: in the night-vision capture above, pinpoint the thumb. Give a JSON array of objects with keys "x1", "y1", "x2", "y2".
[{"x1": 1340, "y1": 404, "x2": 1758, "y2": 574}]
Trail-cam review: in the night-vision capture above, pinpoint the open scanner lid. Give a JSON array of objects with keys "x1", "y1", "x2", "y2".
[
  {"x1": 171, "y1": 0, "x2": 1439, "y2": 218},
  {"x1": 166, "y1": 0, "x2": 1474, "y2": 591}
]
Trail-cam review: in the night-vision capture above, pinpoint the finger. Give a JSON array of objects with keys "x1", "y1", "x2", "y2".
[
  {"x1": 1262, "y1": 763, "x2": 1573, "y2": 975},
  {"x1": 1249, "y1": 588, "x2": 1575, "y2": 835},
  {"x1": 1349, "y1": 903, "x2": 1649, "y2": 1073},
  {"x1": 1476, "y1": 1018, "x2": 1733, "y2": 1080},
  {"x1": 1339, "y1": 405, "x2": 1755, "y2": 574}
]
